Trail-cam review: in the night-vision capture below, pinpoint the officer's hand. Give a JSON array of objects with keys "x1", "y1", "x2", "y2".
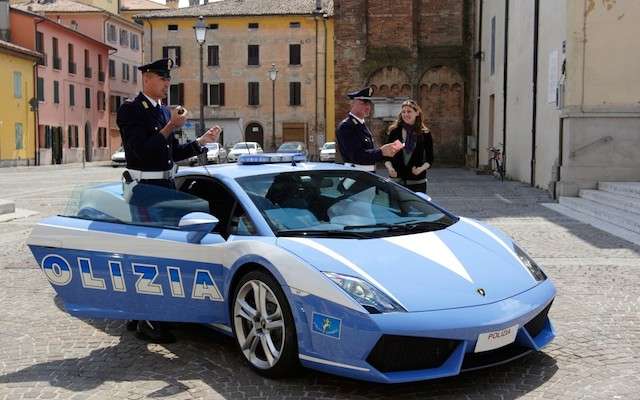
[
  {"x1": 197, "y1": 125, "x2": 222, "y2": 145},
  {"x1": 387, "y1": 166, "x2": 397, "y2": 178},
  {"x1": 168, "y1": 106, "x2": 188, "y2": 129},
  {"x1": 380, "y1": 140, "x2": 404, "y2": 157}
]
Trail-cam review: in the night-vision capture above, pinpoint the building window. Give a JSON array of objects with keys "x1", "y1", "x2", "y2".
[
  {"x1": 289, "y1": 21, "x2": 300, "y2": 28},
  {"x1": 122, "y1": 63, "x2": 129, "y2": 81},
  {"x1": 248, "y1": 22, "x2": 259, "y2": 29},
  {"x1": 110, "y1": 95, "x2": 122, "y2": 113},
  {"x1": 68, "y1": 43, "x2": 76, "y2": 74},
  {"x1": 168, "y1": 24, "x2": 178, "y2": 31},
  {"x1": 169, "y1": 83, "x2": 184, "y2": 106},
  {"x1": 13, "y1": 72, "x2": 22, "y2": 98},
  {"x1": 208, "y1": 83, "x2": 225, "y2": 106},
  {"x1": 53, "y1": 80, "x2": 60, "y2": 104},
  {"x1": 52, "y1": 37, "x2": 61, "y2": 70},
  {"x1": 289, "y1": 44, "x2": 301, "y2": 65},
  {"x1": 132, "y1": 67, "x2": 137, "y2": 83},
  {"x1": 107, "y1": 24, "x2": 117, "y2": 42},
  {"x1": 162, "y1": 46, "x2": 181, "y2": 66},
  {"x1": 289, "y1": 82, "x2": 301, "y2": 106},
  {"x1": 119, "y1": 29, "x2": 129, "y2": 47},
  {"x1": 490, "y1": 16, "x2": 496, "y2": 75},
  {"x1": 68, "y1": 125, "x2": 79, "y2": 148},
  {"x1": 248, "y1": 45, "x2": 259, "y2": 66},
  {"x1": 97, "y1": 127, "x2": 107, "y2": 147},
  {"x1": 36, "y1": 31, "x2": 45, "y2": 66},
  {"x1": 84, "y1": 49, "x2": 92, "y2": 78},
  {"x1": 98, "y1": 54, "x2": 104, "y2": 82},
  {"x1": 248, "y1": 82, "x2": 259, "y2": 106},
  {"x1": 207, "y1": 45, "x2": 219, "y2": 66},
  {"x1": 15, "y1": 123, "x2": 24, "y2": 150},
  {"x1": 130, "y1": 34, "x2": 139, "y2": 50},
  {"x1": 97, "y1": 90, "x2": 106, "y2": 111},
  {"x1": 85, "y1": 87, "x2": 91, "y2": 109},
  {"x1": 208, "y1": 23, "x2": 218, "y2": 29},
  {"x1": 37, "y1": 77, "x2": 44, "y2": 101},
  {"x1": 69, "y1": 84, "x2": 75, "y2": 106},
  {"x1": 109, "y1": 59, "x2": 116, "y2": 78}
]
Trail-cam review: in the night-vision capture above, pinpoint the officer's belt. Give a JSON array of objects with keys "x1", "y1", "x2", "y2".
[
  {"x1": 343, "y1": 163, "x2": 376, "y2": 172},
  {"x1": 127, "y1": 166, "x2": 176, "y2": 181}
]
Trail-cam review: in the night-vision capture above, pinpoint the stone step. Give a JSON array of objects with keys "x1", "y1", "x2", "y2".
[
  {"x1": 579, "y1": 189, "x2": 640, "y2": 216},
  {"x1": 598, "y1": 182, "x2": 640, "y2": 200},
  {"x1": 0, "y1": 199, "x2": 15, "y2": 215},
  {"x1": 559, "y1": 196, "x2": 640, "y2": 234}
]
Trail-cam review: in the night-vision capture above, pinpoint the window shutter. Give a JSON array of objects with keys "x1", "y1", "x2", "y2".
[
  {"x1": 175, "y1": 47, "x2": 181, "y2": 66},
  {"x1": 220, "y1": 83, "x2": 225, "y2": 106},
  {"x1": 179, "y1": 83, "x2": 184, "y2": 105}
]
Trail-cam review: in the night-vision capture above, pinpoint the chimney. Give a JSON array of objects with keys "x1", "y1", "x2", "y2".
[
  {"x1": 166, "y1": 0, "x2": 178, "y2": 8},
  {"x1": 0, "y1": 0, "x2": 10, "y2": 42}
]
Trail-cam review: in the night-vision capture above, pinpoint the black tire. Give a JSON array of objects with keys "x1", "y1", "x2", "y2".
[{"x1": 231, "y1": 270, "x2": 299, "y2": 378}]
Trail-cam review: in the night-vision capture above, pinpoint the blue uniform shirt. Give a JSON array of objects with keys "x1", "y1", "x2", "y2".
[
  {"x1": 117, "y1": 92, "x2": 201, "y2": 171},
  {"x1": 335, "y1": 114, "x2": 382, "y2": 165}
]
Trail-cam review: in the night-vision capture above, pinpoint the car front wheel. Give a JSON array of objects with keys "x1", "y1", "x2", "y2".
[{"x1": 232, "y1": 270, "x2": 298, "y2": 378}]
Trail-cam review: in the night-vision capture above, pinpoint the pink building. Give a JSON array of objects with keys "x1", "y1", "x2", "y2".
[
  {"x1": 14, "y1": 0, "x2": 144, "y2": 154},
  {"x1": 11, "y1": 7, "x2": 115, "y2": 165}
]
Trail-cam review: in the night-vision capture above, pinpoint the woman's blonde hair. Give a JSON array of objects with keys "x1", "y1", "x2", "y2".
[{"x1": 387, "y1": 99, "x2": 429, "y2": 134}]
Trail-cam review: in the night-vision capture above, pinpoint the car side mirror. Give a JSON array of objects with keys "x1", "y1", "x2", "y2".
[
  {"x1": 415, "y1": 192, "x2": 432, "y2": 202},
  {"x1": 179, "y1": 212, "x2": 219, "y2": 244}
]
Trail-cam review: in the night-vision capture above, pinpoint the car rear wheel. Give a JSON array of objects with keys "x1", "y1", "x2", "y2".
[{"x1": 232, "y1": 270, "x2": 298, "y2": 378}]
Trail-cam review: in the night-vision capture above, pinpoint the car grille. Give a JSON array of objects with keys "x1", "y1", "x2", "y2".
[
  {"x1": 461, "y1": 342, "x2": 531, "y2": 371},
  {"x1": 366, "y1": 335, "x2": 459, "y2": 372},
  {"x1": 524, "y1": 300, "x2": 553, "y2": 338}
]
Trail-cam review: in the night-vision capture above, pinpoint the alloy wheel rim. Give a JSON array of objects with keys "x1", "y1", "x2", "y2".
[{"x1": 233, "y1": 280, "x2": 285, "y2": 369}]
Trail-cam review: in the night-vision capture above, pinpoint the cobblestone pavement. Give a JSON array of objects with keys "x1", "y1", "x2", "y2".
[{"x1": 0, "y1": 164, "x2": 638, "y2": 400}]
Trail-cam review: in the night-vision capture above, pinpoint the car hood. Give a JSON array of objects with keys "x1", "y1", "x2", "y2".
[{"x1": 277, "y1": 218, "x2": 540, "y2": 312}]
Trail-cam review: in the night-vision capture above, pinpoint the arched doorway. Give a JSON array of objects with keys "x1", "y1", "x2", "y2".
[
  {"x1": 419, "y1": 66, "x2": 464, "y2": 165},
  {"x1": 244, "y1": 122, "x2": 264, "y2": 147},
  {"x1": 84, "y1": 122, "x2": 92, "y2": 162},
  {"x1": 367, "y1": 66, "x2": 412, "y2": 143}
]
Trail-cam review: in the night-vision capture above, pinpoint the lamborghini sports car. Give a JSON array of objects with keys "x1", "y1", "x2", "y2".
[{"x1": 27, "y1": 153, "x2": 555, "y2": 383}]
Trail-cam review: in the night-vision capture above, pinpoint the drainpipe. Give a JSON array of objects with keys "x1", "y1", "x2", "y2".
[
  {"x1": 501, "y1": 0, "x2": 509, "y2": 172},
  {"x1": 314, "y1": 14, "x2": 319, "y2": 160},
  {"x1": 530, "y1": 0, "x2": 540, "y2": 186},
  {"x1": 475, "y1": 0, "x2": 483, "y2": 169},
  {"x1": 323, "y1": 13, "x2": 328, "y2": 145},
  {"x1": 34, "y1": 17, "x2": 46, "y2": 166}
]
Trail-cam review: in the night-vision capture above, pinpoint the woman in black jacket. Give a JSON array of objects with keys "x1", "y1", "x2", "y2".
[{"x1": 384, "y1": 100, "x2": 434, "y2": 193}]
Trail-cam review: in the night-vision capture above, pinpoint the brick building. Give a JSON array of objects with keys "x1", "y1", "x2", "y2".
[{"x1": 333, "y1": 0, "x2": 474, "y2": 166}]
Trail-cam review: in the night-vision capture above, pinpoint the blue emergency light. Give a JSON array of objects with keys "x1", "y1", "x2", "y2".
[{"x1": 238, "y1": 152, "x2": 306, "y2": 165}]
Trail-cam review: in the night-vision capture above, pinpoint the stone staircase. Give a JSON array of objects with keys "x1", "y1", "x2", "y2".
[{"x1": 543, "y1": 182, "x2": 640, "y2": 246}]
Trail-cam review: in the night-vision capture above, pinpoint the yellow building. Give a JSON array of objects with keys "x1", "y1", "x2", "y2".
[
  {"x1": 137, "y1": 0, "x2": 334, "y2": 158},
  {"x1": 0, "y1": 40, "x2": 40, "y2": 166}
]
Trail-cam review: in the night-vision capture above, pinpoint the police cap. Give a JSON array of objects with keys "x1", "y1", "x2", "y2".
[
  {"x1": 347, "y1": 86, "x2": 374, "y2": 102},
  {"x1": 138, "y1": 58, "x2": 174, "y2": 78}
]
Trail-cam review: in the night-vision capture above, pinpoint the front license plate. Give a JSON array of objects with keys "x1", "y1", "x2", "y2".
[{"x1": 474, "y1": 324, "x2": 518, "y2": 353}]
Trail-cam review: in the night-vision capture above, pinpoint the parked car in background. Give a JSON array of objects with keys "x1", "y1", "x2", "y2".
[
  {"x1": 319, "y1": 141, "x2": 336, "y2": 162},
  {"x1": 187, "y1": 143, "x2": 228, "y2": 165},
  {"x1": 111, "y1": 147, "x2": 126, "y2": 167},
  {"x1": 277, "y1": 141, "x2": 307, "y2": 159},
  {"x1": 227, "y1": 142, "x2": 263, "y2": 162}
]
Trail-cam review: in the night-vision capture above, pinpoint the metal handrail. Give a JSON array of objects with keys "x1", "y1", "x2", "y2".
[{"x1": 570, "y1": 136, "x2": 613, "y2": 159}]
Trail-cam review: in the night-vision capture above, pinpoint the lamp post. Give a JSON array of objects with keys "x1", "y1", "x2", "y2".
[
  {"x1": 194, "y1": 16, "x2": 207, "y2": 137},
  {"x1": 268, "y1": 63, "x2": 278, "y2": 150}
]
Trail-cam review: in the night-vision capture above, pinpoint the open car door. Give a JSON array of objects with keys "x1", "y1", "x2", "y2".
[{"x1": 28, "y1": 182, "x2": 229, "y2": 324}]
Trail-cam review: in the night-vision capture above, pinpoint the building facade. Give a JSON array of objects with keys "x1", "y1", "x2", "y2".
[
  {"x1": 333, "y1": 0, "x2": 475, "y2": 166},
  {"x1": 10, "y1": 7, "x2": 114, "y2": 164},
  {"x1": 137, "y1": 0, "x2": 334, "y2": 157},
  {"x1": 0, "y1": 39, "x2": 39, "y2": 166},
  {"x1": 13, "y1": 0, "x2": 144, "y2": 154},
  {"x1": 475, "y1": 0, "x2": 640, "y2": 196}
]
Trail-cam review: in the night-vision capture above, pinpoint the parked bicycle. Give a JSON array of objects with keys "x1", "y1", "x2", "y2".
[{"x1": 488, "y1": 144, "x2": 505, "y2": 181}]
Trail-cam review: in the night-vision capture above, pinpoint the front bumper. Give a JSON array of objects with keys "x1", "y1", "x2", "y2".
[{"x1": 290, "y1": 279, "x2": 556, "y2": 383}]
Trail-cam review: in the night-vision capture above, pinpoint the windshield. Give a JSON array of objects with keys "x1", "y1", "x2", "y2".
[
  {"x1": 237, "y1": 170, "x2": 457, "y2": 238},
  {"x1": 233, "y1": 143, "x2": 256, "y2": 150},
  {"x1": 322, "y1": 143, "x2": 335, "y2": 150},
  {"x1": 278, "y1": 143, "x2": 302, "y2": 151}
]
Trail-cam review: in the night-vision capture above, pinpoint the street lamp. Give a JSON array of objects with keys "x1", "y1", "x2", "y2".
[
  {"x1": 194, "y1": 16, "x2": 207, "y2": 137},
  {"x1": 268, "y1": 63, "x2": 278, "y2": 150}
]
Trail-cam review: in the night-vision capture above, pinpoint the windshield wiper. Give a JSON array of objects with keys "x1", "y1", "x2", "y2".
[
  {"x1": 277, "y1": 229, "x2": 372, "y2": 239},
  {"x1": 343, "y1": 220, "x2": 452, "y2": 233},
  {"x1": 343, "y1": 223, "x2": 399, "y2": 231}
]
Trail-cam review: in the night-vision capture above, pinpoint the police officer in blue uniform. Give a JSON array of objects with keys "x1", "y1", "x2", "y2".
[
  {"x1": 117, "y1": 58, "x2": 221, "y2": 343},
  {"x1": 335, "y1": 87, "x2": 403, "y2": 172}
]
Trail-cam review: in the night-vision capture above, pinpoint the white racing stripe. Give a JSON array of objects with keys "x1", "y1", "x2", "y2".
[
  {"x1": 299, "y1": 354, "x2": 370, "y2": 372},
  {"x1": 383, "y1": 231, "x2": 474, "y2": 283}
]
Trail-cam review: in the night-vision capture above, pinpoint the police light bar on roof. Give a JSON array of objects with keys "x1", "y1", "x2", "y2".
[{"x1": 238, "y1": 153, "x2": 306, "y2": 165}]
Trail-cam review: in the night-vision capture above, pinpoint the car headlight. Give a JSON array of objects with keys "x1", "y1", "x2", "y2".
[
  {"x1": 513, "y1": 244, "x2": 546, "y2": 281},
  {"x1": 323, "y1": 272, "x2": 406, "y2": 314}
]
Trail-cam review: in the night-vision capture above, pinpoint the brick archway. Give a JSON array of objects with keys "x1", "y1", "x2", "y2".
[
  {"x1": 419, "y1": 66, "x2": 464, "y2": 165},
  {"x1": 367, "y1": 66, "x2": 411, "y2": 97}
]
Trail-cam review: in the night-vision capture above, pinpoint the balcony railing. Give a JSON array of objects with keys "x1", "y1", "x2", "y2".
[
  {"x1": 84, "y1": 67, "x2": 92, "y2": 79},
  {"x1": 68, "y1": 62, "x2": 77, "y2": 74},
  {"x1": 37, "y1": 52, "x2": 47, "y2": 66}
]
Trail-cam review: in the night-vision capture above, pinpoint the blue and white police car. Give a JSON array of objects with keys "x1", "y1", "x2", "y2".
[{"x1": 27, "y1": 153, "x2": 555, "y2": 383}]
